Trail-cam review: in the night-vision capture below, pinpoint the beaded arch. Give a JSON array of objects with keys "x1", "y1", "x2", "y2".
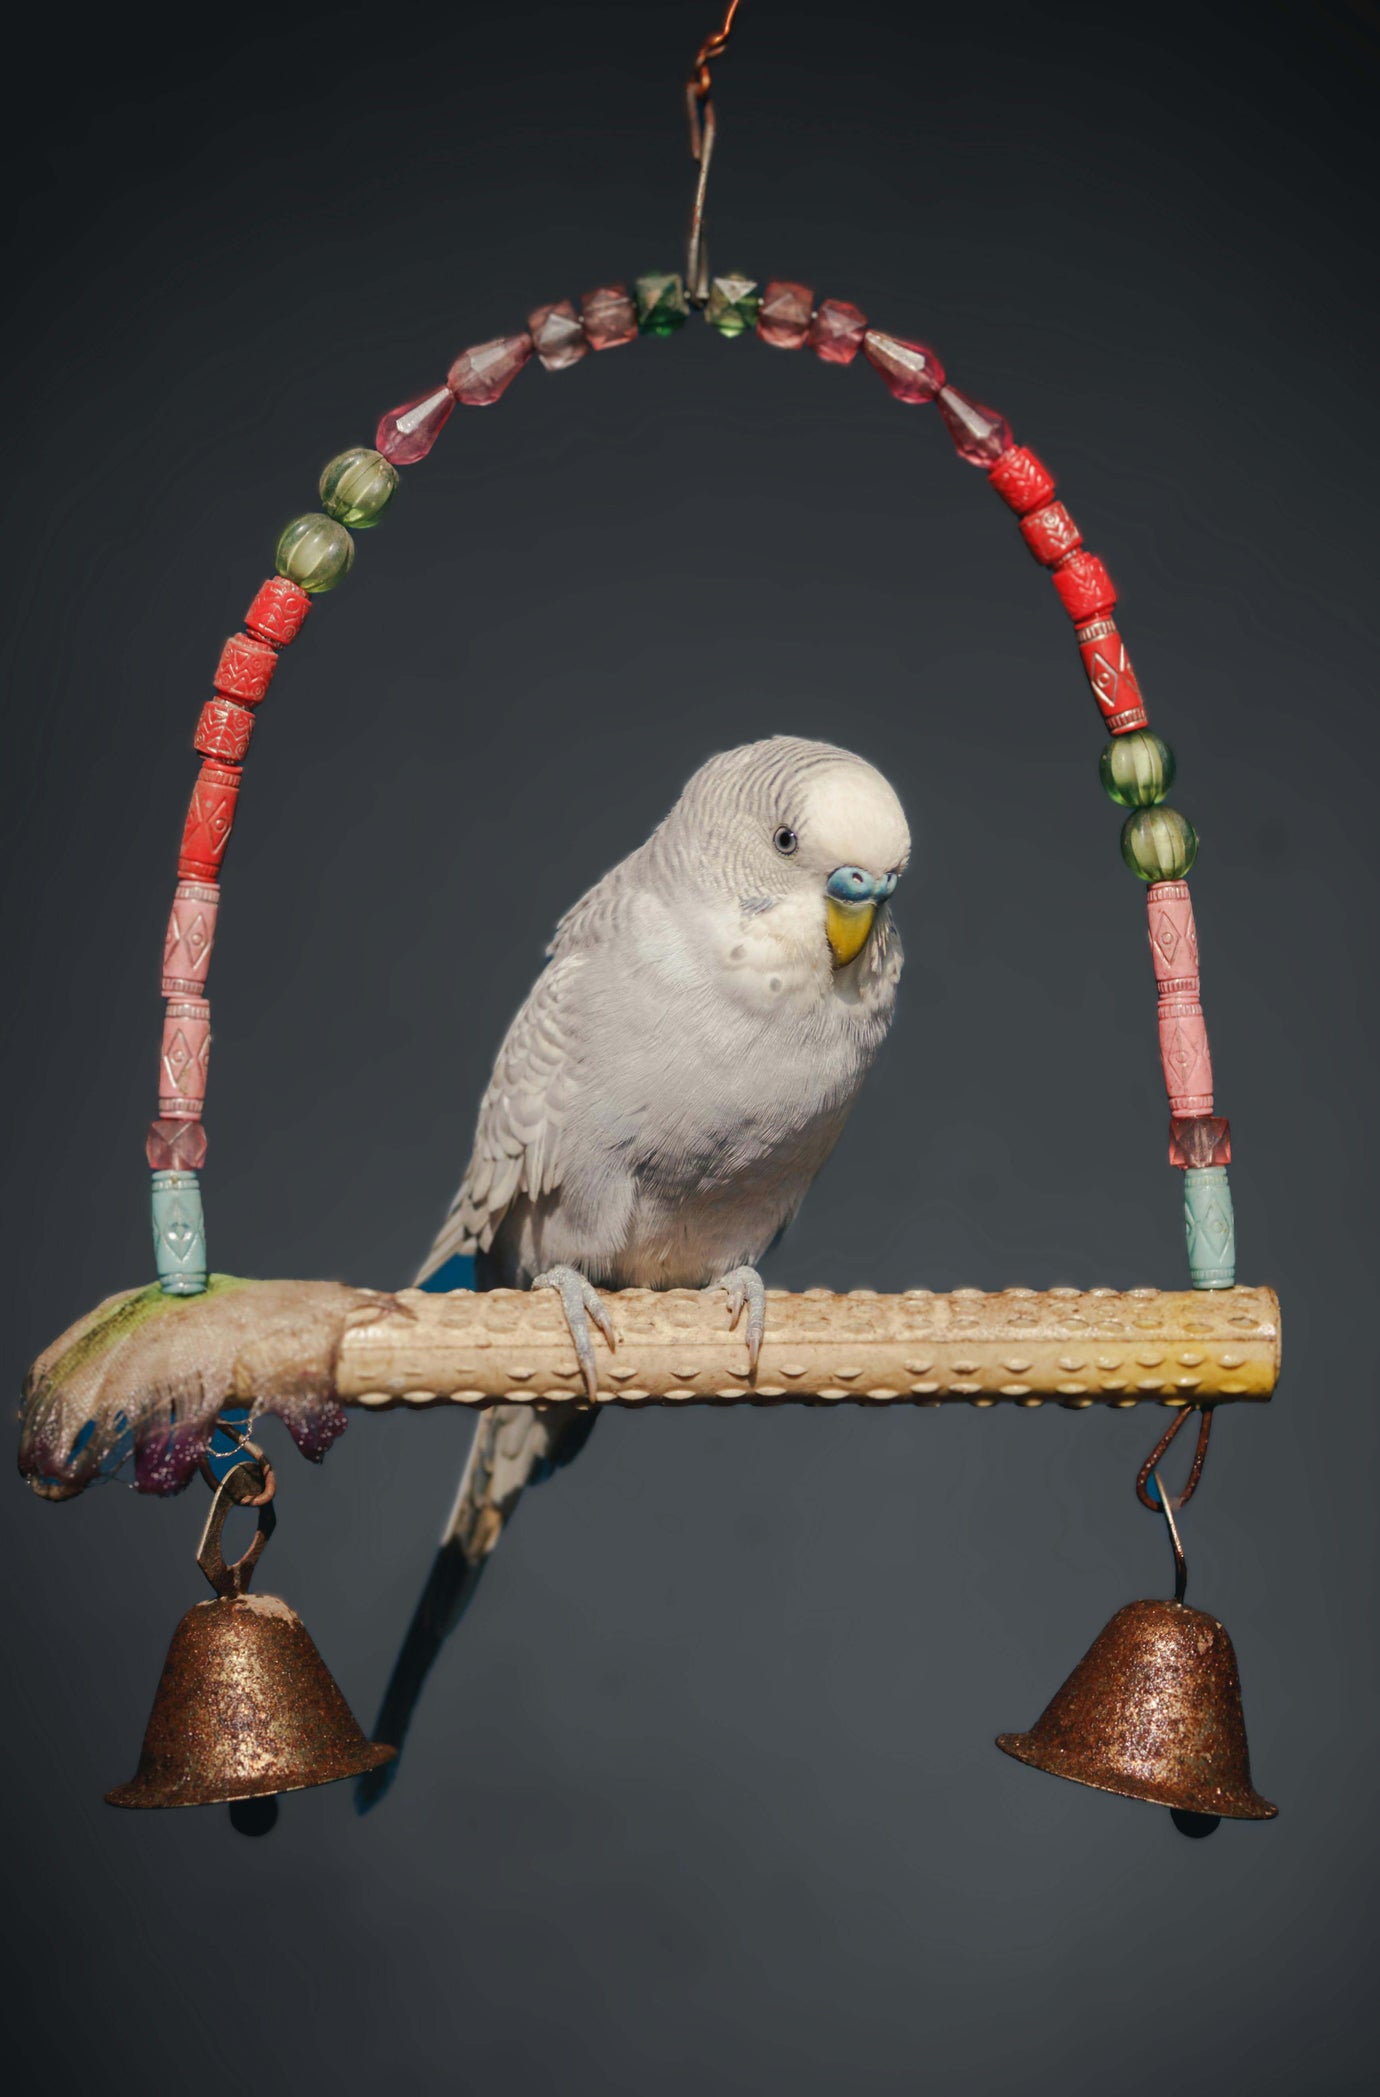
[{"x1": 150, "y1": 270, "x2": 1234, "y2": 1303}]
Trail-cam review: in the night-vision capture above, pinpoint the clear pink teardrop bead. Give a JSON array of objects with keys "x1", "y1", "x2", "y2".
[
  {"x1": 863, "y1": 329, "x2": 945, "y2": 402},
  {"x1": 937, "y1": 384, "x2": 1013, "y2": 466},
  {"x1": 376, "y1": 386, "x2": 455, "y2": 465},
  {"x1": 447, "y1": 333, "x2": 533, "y2": 406}
]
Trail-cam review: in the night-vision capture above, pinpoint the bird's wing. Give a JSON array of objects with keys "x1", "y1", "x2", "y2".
[{"x1": 414, "y1": 947, "x2": 592, "y2": 1282}]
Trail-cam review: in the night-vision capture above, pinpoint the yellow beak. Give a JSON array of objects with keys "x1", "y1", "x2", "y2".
[{"x1": 825, "y1": 895, "x2": 877, "y2": 968}]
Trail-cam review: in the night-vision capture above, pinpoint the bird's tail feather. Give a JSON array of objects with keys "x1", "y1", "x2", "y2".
[{"x1": 356, "y1": 1398, "x2": 598, "y2": 1813}]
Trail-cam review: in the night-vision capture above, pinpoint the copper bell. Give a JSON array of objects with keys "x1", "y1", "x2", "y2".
[
  {"x1": 997, "y1": 1596, "x2": 1276, "y2": 1822},
  {"x1": 107, "y1": 1452, "x2": 393, "y2": 1812}
]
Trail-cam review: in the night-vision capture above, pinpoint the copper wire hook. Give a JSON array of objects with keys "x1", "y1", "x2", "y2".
[
  {"x1": 685, "y1": 1, "x2": 742, "y2": 299},
  {"x1": 1136, "y1": 1403, "x2": 1214, "y2": 1514},
  {"x1": 1152, "y1": 1467, "x2": 1190, "y2": 1603}
]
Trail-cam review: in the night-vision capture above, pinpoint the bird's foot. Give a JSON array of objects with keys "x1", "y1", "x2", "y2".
[
  {"x1": 532, "y1": 1266, "x2": 616, "y2": 1403},
  {"x1": 710, "y1": 1266, "x2": 767, "y2": 1382}
]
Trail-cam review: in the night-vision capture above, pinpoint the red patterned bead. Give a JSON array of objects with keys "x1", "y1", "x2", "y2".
[
  {"x1": 808, "y1": 298, "x2": 867, "y2": 365},
  {"x1": 988, "y1": 446, "x2": 1055, "y2": 515},
  {"x1": 1145, "y1": 881, "x2": 1199, "y2": 992},
  {"x1": 146, "y1": 1117, "x2": 208, "y2": 1171},
  {"x1": 162, "y1": 879, "x2": 220, "y2": 996},
  {"x1": 1020, "y1": 501, "x2": 1082, "y2": 566},
  {"x1": 1052, "y1": 551, "x2": 1117, "y2": 621},
  {"x1": 213, "y1": 632, "x2": 278, "y2": 704},
  {"x1": 863, "y1": 329, "x2": 945, "y2": 403},
  {"x1": 1168, "y1": 1115, "x2": 1231, "y2": 1170},
  {"x1": 528, "y1": 300, "x2": 587, "y2": 372},
  {"x1": 937, "y1": 385, "x2": 1012, "y2": 466},
  {"x1": 580, "y1": 285, "x2": 637, "y2": 350},
  {"x1": 757, "y1": 281, "x2": 814, "y2": 349},
  {"x1": 178, "y1": 761, "x2": 241, "y2": 882},
  {"x1": 1076, "y1": 616, "x2": 1148, "y2": 733},
  {"x1": 377, "y1": 386, "x2": 455, "y2": 465},
  {"x1": 194, "y1": 696, "x2": 255, "y2": 764},
  {"x1": 159, "y1": 996, "x2": 211, "y2": 1118},
  {"x1": 1157, "y1": 995, "x2": 1214, "y2": 1116},
  {"x1": 447, "y1": 334, "x2": 532, "y2": 405},
  {"x1": 244, "y1": 576, "x2": 311, "y2": 648}
]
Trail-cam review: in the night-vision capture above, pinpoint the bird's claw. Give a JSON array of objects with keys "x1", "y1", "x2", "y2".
[
  {"x1": 713, "y1": 1266, "x2": 767, "y2": 1381},
  {"x1": 532, "y1": 1266, "x2": 615, "y2": 1402}
]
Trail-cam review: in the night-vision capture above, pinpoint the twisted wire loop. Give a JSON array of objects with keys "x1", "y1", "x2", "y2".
[{"x1": 1136, "y1": 1402, "x2": 1214, "y2": 1513}]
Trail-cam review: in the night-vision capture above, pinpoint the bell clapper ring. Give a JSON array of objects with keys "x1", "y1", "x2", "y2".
[
  {"x1": 685, "y1": 0, "x2": 741, "y2": 303},
  {"x1": 196, "y1": 1442, "x2": 278, "y2": 1597}
]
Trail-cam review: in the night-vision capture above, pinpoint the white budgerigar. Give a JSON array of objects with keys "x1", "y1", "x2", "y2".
[{"x1": 360, "y1": 735, "x2": 909, "y2": 1807}]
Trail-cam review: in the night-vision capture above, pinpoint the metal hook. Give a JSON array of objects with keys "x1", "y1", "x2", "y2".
[
  {"x1": 1136, "y1": 1403, "x2": 1214, "y2": 1514},
  {"x1": 685, "y1": 0, "x2": 742, "y2": 303},
  {"x1": 1151, "y1": 1467, "x2": 1189, "y2": 1603}
]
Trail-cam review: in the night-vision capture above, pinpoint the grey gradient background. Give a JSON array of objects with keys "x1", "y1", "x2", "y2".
[{"x1": 3, "y1": 1, "x2": 1376, "y2": 2091}]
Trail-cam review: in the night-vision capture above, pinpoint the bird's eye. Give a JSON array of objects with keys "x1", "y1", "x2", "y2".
[{"x1": 773, "y1": 826, "x2": 798, "y2": 856}]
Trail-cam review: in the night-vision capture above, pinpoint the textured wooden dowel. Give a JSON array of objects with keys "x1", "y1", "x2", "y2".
[
  {"x1": 19, "y1": 1279, "x2": 1281, "y2": 1500},
  {"x1": 338, "y1": 1284, "x2": 1281, "y2": 1408}
]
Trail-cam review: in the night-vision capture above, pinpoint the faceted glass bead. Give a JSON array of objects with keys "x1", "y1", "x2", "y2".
[
  {"x1": 635, "y1": 273, "x2": 689, "y2": 335},
  {"x1": 377, "y1": 386, "x2": 454, "y2": 465},
  {"x1": 1169, "y1": 1115, "x2": 1231, "y2": 1170},
  {"x1": 1100, "y1": 730, "x2": 1175, "y2": 809},
  {"x1": 146, "y1": 1117, "x2": 208, "y2": 1171},
  {"x1": 706, "y1": 273, "x2": 760, "y2": 337},
  {"x1": 528, "y1": 300, "x2": 587, "y2": 371},
  {"x1": 448, "y1": 334, "x2": 533, "y2": 405},
  {"x1": 809, "y1": 298, "x2": 868, "y2": 365},
  {"x1": 937, "y1": 385, "x2": 1013, "y2": 465},
  {"x1": 757, "y1": 281, "x2": 814, "y2": 349},
  {"x1": 862, "y1": 329, "x2": 945, "y2": 403},
  {"x1": 275, "y1": 513, "x2": 354, "y2": 594},
  {"x1": 581, "y1": 284, "x2": 637, "y2": 349},
  {"x1": 1121, "y1": 806, "x2": 1198, "y2": 882},
  {"x1": 319, "y1": 447, "x2": 398, "y2": 528}
]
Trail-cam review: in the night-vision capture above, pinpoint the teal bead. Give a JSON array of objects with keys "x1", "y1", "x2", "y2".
[
  {"x1": 152, "y1": 1169, "x2": 207, "y2": 1294},
  {"x1": 1100, "y1": 730, "x2": 1175, "y2": 809},
  {"x1": 1121, "y1": 805, "x2": 1197, "y2": 882},
  {"x1": 319, "y1": 447, "x2": 398, "y2": 529},
  {"x1": 1183, "y1": 1166, "x2": 1235, "y2": 1289},
  {"x1": 634, "y1": 272, "x2": 689, "y2": 335},
  {"x1": 275, "y1": 513, "x2": 354, "y2": 594}
]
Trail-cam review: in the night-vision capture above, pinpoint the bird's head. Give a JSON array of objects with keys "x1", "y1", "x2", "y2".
[{"x1": 665, "y1": 736, "x2": 910, "y2": 970}]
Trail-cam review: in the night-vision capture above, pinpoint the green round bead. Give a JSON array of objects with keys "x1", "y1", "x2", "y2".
[
  {"x1": 275, "y1": 513, "x2": 354, "y2": 594},
  {"x1": 319, "y1": 447, "x2": 398, "y2": 529},
  {"x1": 1121, "y1": 805, "x2": 1198, "y2": 882},
  {"x1": 1099, "y1": 730, "x2": 1175, "y2": 809}
]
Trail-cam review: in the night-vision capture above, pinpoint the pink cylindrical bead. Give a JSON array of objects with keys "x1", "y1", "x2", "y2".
[
  {"x1": 1076, "y1": 615, "x2": 1149, "y2": 733},
  {"x1": 757, "y1": 281, "x2": 814, "y2": 349},
  {"x1": 528, "y1": 300, "x2": 587, "y2": 371},
  {"x1": 162, "y1": 880, "x2": 220, "y2": 996},
  {"x1": 988, "y1": 447, "x2": 1055, "y2": 515},
  {"x1": 1051, "y1": 551, "x2": 1117, "y2": 621},
  {"x1": 1020, "y1": 501, "x2": 1082, "y2": 566},
  {"x1": 808, "y1": 298, "x2": 867, "y2": 365},
  {"x1": 213, "y1": 632, "x2": 278, "y2": 704},
  {"x1": 159, "y1": 997, "x2": 211, "y2": 1118},
  {"x1": 1157, "y1": 995, "x2": 1214, "y2": 1116},
  {"x1": 178, "y1": 761, "x2": 241, "y2": 883},
  {"x1": 194, "y1": 697, "x2": 255, "y2": 764},
  {"x1": 1145, "y1": 881, "x2": 1200, "y2": 993},
  {"x1": 244, "y1": 577, "x2": 311, "y2": 648},
  {"x1": 580, "y1": 285, "x2": 637, "y2": 350},
  {"x1": 447, "y1": 334, "x2": 533, "y2": 405}
]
